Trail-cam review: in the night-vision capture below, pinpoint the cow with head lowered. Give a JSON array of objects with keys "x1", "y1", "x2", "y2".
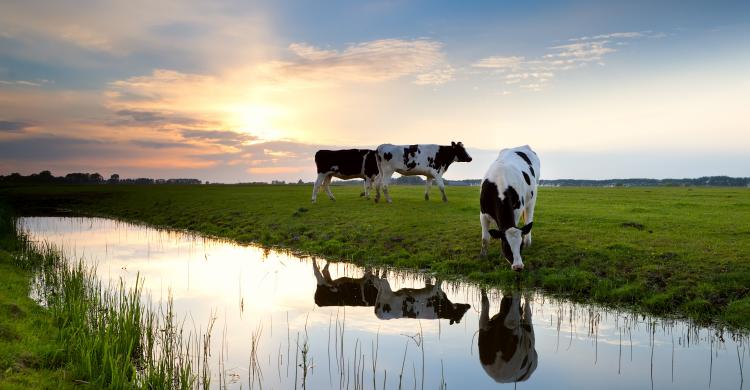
[
  {"x1": 478, "y1": 290, "x2": 538, "y2": 383},
  {"x1": 312, "y1": 149, "x2": 379, "y2": 203},
  {"x1": 480, "y1": 145, "x2": 540, "y2": 270},
  {"x1": 374, "y1": 142, "x2": 472, "y2": 203}
]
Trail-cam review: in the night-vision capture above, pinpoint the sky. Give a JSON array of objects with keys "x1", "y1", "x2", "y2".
[{"x1": 1, "y1": 0, "x2": 749, "y2": 182}]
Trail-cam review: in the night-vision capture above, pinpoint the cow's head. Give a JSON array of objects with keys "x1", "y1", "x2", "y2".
[
  {"x1": 451, "y1": 141, "x2": 472, "y2": 162},
  {"x1": 448, "y1": 303, "x2": 471, "y2": 325},
  {"x1": 489, "y1": 222, "x2": 533, "y2": 271}
]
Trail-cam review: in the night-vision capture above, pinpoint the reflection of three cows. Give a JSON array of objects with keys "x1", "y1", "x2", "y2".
[
  {"x1": 313, "y1": 143, "x2": 540, "y2": 271},
  {"x1": 313, "y1": 260, "x2": 538, "y2": 383}
]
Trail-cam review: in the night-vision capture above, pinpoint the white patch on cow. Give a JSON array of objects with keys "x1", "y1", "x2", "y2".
[{"x1": 504, "y1": 227, "x2": 524, "y2": 270}]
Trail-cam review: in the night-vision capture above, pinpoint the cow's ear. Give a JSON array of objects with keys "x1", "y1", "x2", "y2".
[
  {"x1": 489, "y1": 229, "x2": 502, "y2": 239},
  {"x1": 521, "y1": 222, "x2": 533, "y2": 235},
  {"x1": 451, "y1": 141, "x2": 456, "y2": 147}
]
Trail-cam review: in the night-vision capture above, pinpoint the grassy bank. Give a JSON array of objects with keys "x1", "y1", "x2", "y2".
[
  {"x1": 0, "y1": 202, "x2": 202, "y2": 388},
  {"x1": 2, "y1": 184, "x2": 750, "y2": 329}
]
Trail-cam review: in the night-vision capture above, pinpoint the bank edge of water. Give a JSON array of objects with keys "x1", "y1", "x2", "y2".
[
  {"x1": 20, "y1": 201, "x2": 750, "y2": 337},
  {"x1": 0, "y1": 203, "x2": 204, "y2": 389}
]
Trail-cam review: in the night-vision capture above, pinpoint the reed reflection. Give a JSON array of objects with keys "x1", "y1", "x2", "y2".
[{"x1": 478, "y1": 290, "x2": 538, "y2": 383}]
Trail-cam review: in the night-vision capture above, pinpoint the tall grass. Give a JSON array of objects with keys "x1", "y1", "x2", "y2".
[{"x1": 8, "y1": 210, "x2": 201, "y2": 389}]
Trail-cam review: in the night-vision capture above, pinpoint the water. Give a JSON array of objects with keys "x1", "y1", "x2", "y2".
[{"x1": 20, "y1": 217, "x2": 748, "y2": 389}]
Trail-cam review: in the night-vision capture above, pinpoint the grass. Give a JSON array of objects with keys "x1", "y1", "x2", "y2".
[
  {"x1": 1, "y1": 183, "x2": 750, "y2": 329},
  {"x1": 0, "y1": 201, "x2": 202, "y2": 388}
]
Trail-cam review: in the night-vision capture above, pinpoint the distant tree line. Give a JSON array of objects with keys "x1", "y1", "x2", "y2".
[
  {"x1": 313, "y1": 176, "x2": 750, "y2": 187},
  {"x1": 0, "y1": 171, "x2": 201, "y2": 185},
  {"x1": 539, "y1": 176, "x2": 750, "y2": 187}
]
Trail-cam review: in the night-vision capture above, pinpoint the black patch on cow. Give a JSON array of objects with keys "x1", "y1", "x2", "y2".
[
  {"x1": 430, "y1": 145, "x2": 455, "y2": 172},
  {"x1": 402, "y1": 145, "x2": 419, "y2": 170},
  {"x1": 515, "y1": 151, "x2": 532, "y2": 165},
  {"x1": 481, "y1": 181, "x2": 524, "y2": 262},
  {"x1": 479, "y1": 296, "x2": 519, "y2": 365},
  {"x1": 515, "y1": 150, "x2": 535, "y2": 178},
  {"x1": 383, "y1": 152, "x2": 392, "y2": 161},
  {"x1": 363, "y1": 151, "x2": 379, "y2": 179},
  {"x1": 314, "y1": 277, "x2": 379, "y2": 307},
  {"x1": 314, "y1": 149, "x2": 376, "y2": 177},
  {"x1": 530, "y1": 190, "x2": 534, "y2": 198},
  {"x1": 522, "y1": 171, "x2": 531, "y2": 185}
]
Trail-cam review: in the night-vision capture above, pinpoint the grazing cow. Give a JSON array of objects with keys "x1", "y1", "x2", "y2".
[
  {"x1": 312, "y1": 149, "x2": 379, "y2": 203},
  {"x1": 312, "y1": 260, "x2": 379, "y2": 307},
  {"x1": 478, "y1": 290, "x2": 537, "y2": 383},
  {"x1": 372, "y1": 279, "x2": 470, "y2": 324},
  {"x1": 374, "y1": 142, "x2": 472, "y2": 203},
  {"x1": 480, "y1": 145, "x2": 540, "y2": 270}
]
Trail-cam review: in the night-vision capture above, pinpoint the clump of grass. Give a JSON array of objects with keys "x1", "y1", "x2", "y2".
[{"x1": 10, "y1": 213, "x2": 202, "y2": 389}]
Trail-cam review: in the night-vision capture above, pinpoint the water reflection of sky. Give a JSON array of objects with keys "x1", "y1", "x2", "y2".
[{"x1": 20, "y1": 217, "x2": 747, "y2": 389}]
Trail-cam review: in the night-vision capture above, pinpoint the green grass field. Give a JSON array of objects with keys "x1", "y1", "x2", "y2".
[{"x1": 2, "y1": 184, "x2": 750, "y2": 328}]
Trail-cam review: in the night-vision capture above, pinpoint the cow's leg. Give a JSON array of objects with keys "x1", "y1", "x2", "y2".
[
  {"x1": 504, "y1": 294, "x2": 522, "y2": 329},
  {"x1": 311, "y1": 173, "x2": 326, "y2": 203},
  {"x1": 424, "y1": 178, "x2": 433, "y2": 201},
  {"x1": 323, "y1": 174, "x2": 336, "y2": 201},
  {"x1": 322, "y1": 261, "x2": 333, "y2": 283},
  {"x1": 379, "y1": 170, "x2": 393, "y2": 203},
  {"x1": 312, "y1": 259, "x2": 326, "y2": 285},
  {"x1": 479, "y1": 289, "x2": 490, "y2": 330},
  {"x1": 480, "y1": 213, "x2": 492, "y2": 258},
  {"x1": 523, "y1": 193, "x2": 537, "y2": 247},
  {"x1": 435, "y1": 176, "x2": 448, "y2": 202},
  {"x1": 361, "y1": 177, "x2": 372, "y2": 199}
]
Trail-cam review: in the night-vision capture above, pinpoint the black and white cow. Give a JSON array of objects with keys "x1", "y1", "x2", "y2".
[
  {"x1": 312, "y1": 149, "x2": 379, "y2": 203},
  {"x1": 312, "y1": 260, "x2": 379, "y2": 307},
  {"x1": 478, "y1": 290, "x2": 537, "y2": 383},
  {"x1": 479, "y1": 145, "x2": 540, "y2": 270},
  {"x1": 372, "y1": 279, "x2": 470, "y2": 324},
  {"x1": 374, "y1": 142, "x2": 472, "y2": 203}
]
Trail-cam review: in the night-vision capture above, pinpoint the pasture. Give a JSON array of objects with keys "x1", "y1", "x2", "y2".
[{"x1": 2, "y1": 184, "x2": 749, "y2": 328}]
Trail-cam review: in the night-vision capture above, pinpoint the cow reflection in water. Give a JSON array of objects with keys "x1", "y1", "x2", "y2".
[
  {"x1": 478, "y1": 290, "x2": 538, "y2": 383},
  {"x1": 373, "y1": 279, "x2": 470, "y2": 324},
  {"x1": 312, "y1": 260, "x2": 379, "y2": 307},
  {"x1": 312, "y1": 260, "x2": 470, "y2": 325}
]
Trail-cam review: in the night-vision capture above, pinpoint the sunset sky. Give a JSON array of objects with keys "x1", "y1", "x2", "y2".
[{"x1": 1, "y1": 1, "x2": 748, "y2": 182}]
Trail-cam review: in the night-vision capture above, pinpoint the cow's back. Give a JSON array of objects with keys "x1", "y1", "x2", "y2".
[{"x1": 315, "y1": 149, "x2": 370, "y2": 176}]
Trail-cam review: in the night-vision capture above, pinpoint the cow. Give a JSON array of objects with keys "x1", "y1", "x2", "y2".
[
  {"x1": 312, "y1": 149, "x2": 379, "y2": 203},
  {"x1": 478, "y1": 290, "x2": 538, "y2": 383},
  {"x1": 479, "y1": 145, "x2": 540, "y2": 271},
  {"x1": 374, "y1": 142, "x2": 472, "y2": 203},
  {"x1": 372, "y1": 278, "x2": 470, "y2": 324},
  {"x1": 312, "y1": 260, "x2": 379, "y2": 307}
]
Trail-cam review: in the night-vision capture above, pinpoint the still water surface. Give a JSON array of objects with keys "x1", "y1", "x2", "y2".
[{"x1": 20, "y1": 217, "x2": 747, "y2": 389}]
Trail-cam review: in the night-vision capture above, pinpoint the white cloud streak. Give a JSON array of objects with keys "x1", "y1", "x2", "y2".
[{"x1": 474, "y1": 31, "x2": 653, "y2": 91}]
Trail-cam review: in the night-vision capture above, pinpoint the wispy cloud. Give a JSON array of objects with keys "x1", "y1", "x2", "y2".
[
  {"x1": 280, "y1": 39, "x2": 453, "y2": 85},
  {"x1": 472, "y1": 56, "x2": 525, "y2": 70},
  {"x1": 0, "y1": 120, "x2": 32, "y2": 132},
  {"x1": 473, "y1": 31, "x2": 658, "y2": 91}
]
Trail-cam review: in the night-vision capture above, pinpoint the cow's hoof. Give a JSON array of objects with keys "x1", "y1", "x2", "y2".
[
  {"x1": 442, "y1": 197, "x2": 448, "y2": 203},
  {"x1": 424, "y1": 194, "x2": 429, "y2": 201},
  {"x1": 359, "y1": 192, "x2": 366, "y2": 197}
]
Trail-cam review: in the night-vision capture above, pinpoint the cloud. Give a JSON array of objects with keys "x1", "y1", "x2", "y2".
[
  {"x1": 130, "y1": 140, "x2": 198, "y2": 149},
  {"x1": 180, "y1": 129, "x2": 258, "y2": 147},
  {"x1": 472, "y1": 56, "x2": 525, "y2": 70},
  {"x1": 0, "y1": 120, "x2": 32, "y2": 132},
  {"x1": 473, "y1": 32, "x2": 650, "y2": 91},
  {"x1": 280, "y1": 39, "x2": 452, "y2": 85},
  {"x1": 115, "y1": 109, "x2": 165, "y2": 123}
]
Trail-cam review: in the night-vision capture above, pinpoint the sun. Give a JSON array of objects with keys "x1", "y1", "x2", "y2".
[{"x1": 227, "y1": 104, "x2": 286, "y2": 141}]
